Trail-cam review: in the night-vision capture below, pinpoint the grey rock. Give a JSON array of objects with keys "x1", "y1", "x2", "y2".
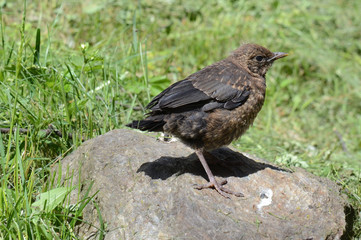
[{"x1": 59, "y1": 129, "x2": 348, "y2": 240}]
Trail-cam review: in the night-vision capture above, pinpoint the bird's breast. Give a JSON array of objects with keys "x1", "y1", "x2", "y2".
[{"x1": 202, "y1": 91, "x2": 265, "y2": 150}]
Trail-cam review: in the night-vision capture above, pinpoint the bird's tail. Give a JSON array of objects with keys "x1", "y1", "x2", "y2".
[{"x1": 126, "y1": 116, "x2": 165, "y2": 132}]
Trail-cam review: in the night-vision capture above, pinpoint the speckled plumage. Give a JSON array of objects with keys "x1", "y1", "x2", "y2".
[{"x1": 127, "y1": 43, "x2": 287, "y2": 197}]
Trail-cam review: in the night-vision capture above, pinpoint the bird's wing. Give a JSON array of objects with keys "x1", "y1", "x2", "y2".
[
  {"x1": 146, "y1": 80, "x2": 211, "y2": 112},
  {"x1": 191, "y1": 60, "x2": 251, "y2": 104},
  {"x1": 146, "y1": 60, "x2": 251, "y2": 114}
]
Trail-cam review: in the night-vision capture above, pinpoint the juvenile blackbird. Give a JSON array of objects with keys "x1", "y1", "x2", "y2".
[{"x1": 127, "y1": 43, "x2": 288, "y2": 198}]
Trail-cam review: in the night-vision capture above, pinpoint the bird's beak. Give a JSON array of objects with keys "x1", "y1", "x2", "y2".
[{"x1": 268, "y1": 52, "x2": 288, "y2": 62}]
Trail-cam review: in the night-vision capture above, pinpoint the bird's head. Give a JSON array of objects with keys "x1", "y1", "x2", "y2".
[{"x1": 231, "y1": 43, "x2": 288, "y2": 78}]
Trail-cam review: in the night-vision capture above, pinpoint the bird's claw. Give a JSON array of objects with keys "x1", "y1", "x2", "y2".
[{"x1": 194, "y1": 179, "x2": 244, "y2": 198}]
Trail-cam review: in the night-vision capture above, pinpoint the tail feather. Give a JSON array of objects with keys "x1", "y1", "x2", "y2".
[{"x1": 126, "y1": 119, "x2": 165, "y2": 132}]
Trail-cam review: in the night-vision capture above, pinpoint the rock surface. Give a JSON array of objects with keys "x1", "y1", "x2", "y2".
[{"x1": 59, "y1": 129, "x2": 348, "y2": 240}]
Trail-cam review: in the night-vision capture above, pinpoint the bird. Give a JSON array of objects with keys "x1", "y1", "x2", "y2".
[{"x1": 127, "y1": 43, "x2": 288, "y2": 198}]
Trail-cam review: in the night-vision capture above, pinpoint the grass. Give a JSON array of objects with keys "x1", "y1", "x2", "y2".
[{"x1": 0, "y1": 0, "x2": 360, "y2": 238}]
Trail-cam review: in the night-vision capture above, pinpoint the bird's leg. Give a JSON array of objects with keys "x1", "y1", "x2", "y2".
[
  {"x1": 203, "y1": 151, "x2": 222, "y2": 164},
  {"x1": 194, "y1": 149, "x2": 243, "y2": 198},
  {"x1": 204, "y1": 151, "x2": 242, "y2": 169}
]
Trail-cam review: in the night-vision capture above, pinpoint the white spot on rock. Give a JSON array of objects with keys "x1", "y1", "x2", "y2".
[
  {"x1": 157, "y1": 133, "x2": 178, "y2": 143},
  {"x1": 257, "y1": 188, "x2": 273, "y2": 215}
]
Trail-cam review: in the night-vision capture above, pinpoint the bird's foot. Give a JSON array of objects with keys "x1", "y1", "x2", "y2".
[{"x1": 194, "y1": 178, "x2": 244, "y2": 198}]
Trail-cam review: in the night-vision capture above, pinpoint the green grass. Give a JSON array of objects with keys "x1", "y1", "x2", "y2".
[{"x1": 0, "y1": 0, "x2": 360, "y2": 238}]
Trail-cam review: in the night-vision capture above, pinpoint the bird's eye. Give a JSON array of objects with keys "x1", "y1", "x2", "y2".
[{"x1": 255, "y1": 56, "x2": 264, "y2": 62}]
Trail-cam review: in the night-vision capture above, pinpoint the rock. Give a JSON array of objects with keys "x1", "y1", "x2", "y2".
[{"x1": 58, "y1": 129, "x2": 348, "y2": 240}]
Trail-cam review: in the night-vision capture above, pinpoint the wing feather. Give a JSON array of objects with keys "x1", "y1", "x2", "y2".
[{"x1": 146, "y1": 59, "x2": 251, "y2": 114}]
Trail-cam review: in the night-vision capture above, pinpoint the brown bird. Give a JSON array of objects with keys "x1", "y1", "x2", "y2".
[{"x1": 127, "y1": 43, "x2": 288, "y2": 198}]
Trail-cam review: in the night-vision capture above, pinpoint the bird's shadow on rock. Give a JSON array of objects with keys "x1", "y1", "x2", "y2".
[{"x1": 137, "y1": 147, "x2": 287, "y2": 181}]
